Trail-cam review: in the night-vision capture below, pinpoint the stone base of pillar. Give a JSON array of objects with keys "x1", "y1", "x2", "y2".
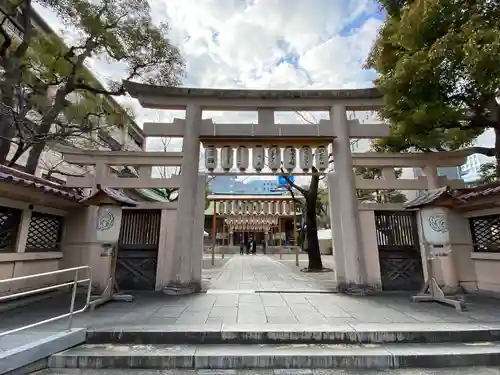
[
  {"x1": 440, "y1": 284, "x2": 466, "y2": 296},
  {"x1": 163, "y1": 281, "x2": 201, "y2": 296},
  {"x1": 337, "y1": 282, "x2": 378, "y2": 296}
]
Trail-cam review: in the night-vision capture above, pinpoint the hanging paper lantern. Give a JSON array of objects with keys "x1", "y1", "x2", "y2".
[
  {"x1": 236, "y1": 146, "x2": 249, "y2": 172},
  {"x1": 315, "y1": 146, "x2": 328, "y2": 172},
  {"x1": 270, "y1": 201, "x2": 276, "y2": 215},
  {"x1": 205, "y1": 145, "x2": 217, "y2": 172},
  {"x1": 283, "y1": 146, "x2": 296, "y2": 173},
  {"x1": 267, "y1": 146, "x2": 281, "y2": 172},
  {"x1": 299, "y1": 146, "x2": 313, "y2": 172},
  {"x1": 220, "y1": 146, "x2": 234, "y2": 172},
  {"x1": 253, "y1": 145, "x2": 265, "y2": 172},
  {"x1": 276, "y1": 201, "x2": 283, "y2": 215}
]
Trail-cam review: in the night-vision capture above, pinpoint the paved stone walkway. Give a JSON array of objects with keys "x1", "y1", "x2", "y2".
[
  {"x1": 2, "y1": 254, "x2": 500, "y2": 332},
  {"x1": 208, "y1": 254, "x2": 333, "y2": 292},
  {"x1": 31, "y1": 367, "x2": 500, "y2": 374}
]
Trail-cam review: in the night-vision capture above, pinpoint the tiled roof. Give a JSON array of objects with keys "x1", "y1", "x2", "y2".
[
  {"x1": 0, "y1": 165, "x2": 82, "y2": 201},
  {"x1": 404, "y1": 187, "x2": 455, "y2": 209},
  {"x1": 405, "y1": 181, "x2": 500, "y2": 209},
  {"x1": 455, "y1": 181, "x2": 500, "y2": 200},
  {"x1": 80, "y1": 187, "x2": 138, "y2": 207}
]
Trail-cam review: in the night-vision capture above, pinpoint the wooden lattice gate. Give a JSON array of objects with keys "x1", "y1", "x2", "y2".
[
  {"x1": 116, "y1": 210, "x2": 161, "y2": 291},
  {"x1": 375, "y1": 211, "x2": 424, "y2": 291}
]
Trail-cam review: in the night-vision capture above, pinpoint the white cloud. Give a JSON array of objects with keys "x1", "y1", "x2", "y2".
[{"x1": 33, "y1": 0, "x2": 388, "y2": 164}]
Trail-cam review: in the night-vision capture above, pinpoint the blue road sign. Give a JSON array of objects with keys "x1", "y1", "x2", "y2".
[{"x1": 278, "y1": 175, "x2": 295, "y2": 185}]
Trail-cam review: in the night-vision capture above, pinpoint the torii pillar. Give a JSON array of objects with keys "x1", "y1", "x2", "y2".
[{"x1": 329, "y1": 104, "x2": 367, "y2": 291}]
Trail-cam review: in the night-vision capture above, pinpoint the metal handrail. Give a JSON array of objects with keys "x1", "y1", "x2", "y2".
[{"x1": 0, "y1": 265, "x2": 92, "y2": 337}]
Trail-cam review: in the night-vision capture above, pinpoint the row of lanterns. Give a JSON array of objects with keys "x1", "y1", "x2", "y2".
[
  {"x1": 225, "y1": 221, "x2": 273, "y2": 232},
  {"x1": 205, "y1": 145, "x2": 328, "y2": 173},
  {"x1": 217, "y1": 201, "x2": 295, "y2": 216},
  {"x1": 224, "y1": 215, "x2": 279, "y2": 226}
]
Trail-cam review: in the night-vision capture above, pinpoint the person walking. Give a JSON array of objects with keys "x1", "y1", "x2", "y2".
[
  {"x1": 240, "y1": 241, "x2": 244, "y2": 255},
  {"x1": 251, "y1": 239, "x2": 257, "y2": 254}
]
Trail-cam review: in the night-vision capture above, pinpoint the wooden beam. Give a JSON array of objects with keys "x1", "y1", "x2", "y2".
[
  {"x1": 125, "y1": 202, "x2": 178, "y2": 210},
  {"x1": 144, "y1": 118, "x2": 389, "y2": 140},
  {"x1": 355, "y1": 178, "x2": 428, "y2": 190},
  {"x1": 62, "y1": 150, "x2": 183, "y2": 166},
  {"x1": 66, "y1": 175, "x2": 181, "y2": 189}
]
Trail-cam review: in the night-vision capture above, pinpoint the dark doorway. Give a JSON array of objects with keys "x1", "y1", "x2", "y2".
[
  {"x1": 115, "y1": 210, "x2": 161, "y2": 291},
  {"x1": 375, "y1": 211, "x2": 424, "y2": 291}
]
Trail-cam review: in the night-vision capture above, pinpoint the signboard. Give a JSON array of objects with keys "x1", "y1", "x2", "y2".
[
  {"x1": 421, "y1": 207, "x2": 450, "y2": 246},
  {"x1": 278, "y1": 175, "x2": 294, "y2": 186},
  {"x1": 96, "y1": 205, "x2": 123, "y2": 244}
]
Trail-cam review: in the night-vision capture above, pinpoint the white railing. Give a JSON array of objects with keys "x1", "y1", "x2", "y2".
[{"x1": 0, "y1": 266, "x2": 92, "y2": 337}]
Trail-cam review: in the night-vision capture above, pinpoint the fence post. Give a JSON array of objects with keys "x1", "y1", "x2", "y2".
[{"x1": 67, "y1": 269, "x2": 79, "y2": 331}]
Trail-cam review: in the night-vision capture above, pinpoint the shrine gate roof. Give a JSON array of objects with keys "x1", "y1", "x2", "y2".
[{"x1": 124, "y1": 81, "x2": 384, "y2": 110}]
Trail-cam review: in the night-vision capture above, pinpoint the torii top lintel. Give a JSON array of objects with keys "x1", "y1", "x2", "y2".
[{"x1": 124, "y1": 81, "x2": 384, "y2": 111}]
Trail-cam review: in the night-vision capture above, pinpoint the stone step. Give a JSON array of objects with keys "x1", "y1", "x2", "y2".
[
  {"x1": 85, "y1": 324, "x2": 500, "y2": 345},
  {"x1": 48, "y1": 342, "x2": 500, "y2": 370},
  {"x1": 31, "y1": 367, "x2": 500, "y2": 374}
]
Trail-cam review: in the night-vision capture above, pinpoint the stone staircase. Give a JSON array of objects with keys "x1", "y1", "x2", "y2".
[{"x1": 38, "y1": 325, "x2": 500, "y2": 371}]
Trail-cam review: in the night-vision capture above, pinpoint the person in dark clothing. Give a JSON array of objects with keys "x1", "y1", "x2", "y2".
[
  {"x1": 251, "y1": 240, "x2": 257, "y2": 254},
  {"x1": 246, "y1": 240, "x2": 251, "y2": 254},
  {"x1": 262, "y1": 241, "x2": 266, "y2": 254},
  {"x1": 240, "y1": 242, "x2": 244, "y2": 255}
]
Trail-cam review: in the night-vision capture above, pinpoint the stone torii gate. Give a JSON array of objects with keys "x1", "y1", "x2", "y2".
[
  {"x1": 123, "y1": 83, "x2": 388, "y2": 293},
  {"x1": 62, "y1": 84, "x2": 471, "y2": 295}
]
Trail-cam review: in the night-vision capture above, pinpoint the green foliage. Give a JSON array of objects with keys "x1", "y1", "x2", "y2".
[
  {"x1": 479, "y1": 162, "x2": 498, "y2": 184},
  {"x1": 367, "y1": 0, "x2": 500, "y2": 166},
  {"x1": 355, "y1": 166, "x2": 407, "y2": 204},
  {"x1": 0, "y1": 0, "x2": 184, "y2": 172}
]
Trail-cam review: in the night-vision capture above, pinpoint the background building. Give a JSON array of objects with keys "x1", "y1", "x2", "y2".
[
  {"x1": 210, "y1": 176, "x2": 287, "y2": 195},
  {"x1": 0, "y1": 4, "x2": 144, "y2": 183}
]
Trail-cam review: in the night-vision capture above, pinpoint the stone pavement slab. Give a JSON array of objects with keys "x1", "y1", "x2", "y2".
[
  {"x1": 208, "y1": 255, "x2": 334, "y2": 292},
  {"x1": 32, "y1": 367, "x2": 500, "y2": 374},
  {"x1": 1, "y1": 254, "x2": 500, "y2": 351}
]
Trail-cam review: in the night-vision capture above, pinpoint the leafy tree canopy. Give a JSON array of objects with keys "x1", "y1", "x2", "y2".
[
  {"x1": 0, "y1": 0, "x2": 184, "y2": 173},
  {"x1": 367, "y1": 0, "x2": 500, "y2": 169}
]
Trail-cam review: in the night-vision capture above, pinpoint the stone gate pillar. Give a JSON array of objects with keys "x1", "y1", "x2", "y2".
[
  {"x1": 165, "y1": 104, "x2": 202, "y2": 295},
  {"x1": 327, "y1": 172, "x2": 346, "y2": 288},
  {"x1": 330, "y1": 104, "x2": 366, "y2": 289},
  {"x1": 190, "y1": 173, "x2": 207, "y2": 290},
  {"x1": 422, "y1": 165, "x2": 459, "y2": 292}
]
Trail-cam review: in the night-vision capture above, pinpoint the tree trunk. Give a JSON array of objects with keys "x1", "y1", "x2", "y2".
[
  {"x1": 306, "y1": 185, "x2": 323, "y2": 270},
  {"x1": 305, "y1": 196, "x2": 323, "y2": 270},
  {"x1": 0, "y1": 121, "x2": 12, "y2": 163},
  {"x1": 25, "y1": 141, "x2": 44, "y2": 174},
  {"x1": 7, "y1": 143, "x2": 27, "y2": 166},
  {"x1": 495, "y1": 124, "x2": 500, "y2": 178},
  {"x1": 0, "y1": 99, "x2": 15, "y2": 164}
]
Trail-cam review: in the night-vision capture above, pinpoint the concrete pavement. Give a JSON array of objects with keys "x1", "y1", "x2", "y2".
[
  {"x1": 1, "y1": 254, "x2": 500, "y2": 331},
  {"x1": 5, "y1": 255, "x2": 500, "y2": 372}
]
